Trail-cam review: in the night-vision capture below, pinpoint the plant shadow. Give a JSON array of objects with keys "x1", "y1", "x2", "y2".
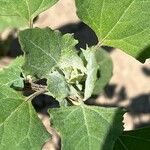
[
  {"x1": 142, "y1": 66, "x2": 150, "y2": 77},
  {"x1": 137, "y1": 45, "x2": 150, "y2": 63},
  {"x1": 58, "y1": 22, "x2": 114, "y2": 52},
  {"x1": 0, "y1": 29, "x2": 23, "y2": 58}
]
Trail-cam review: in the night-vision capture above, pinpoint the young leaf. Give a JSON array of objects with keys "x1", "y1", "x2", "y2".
[
  {"x1": 93, "y1": 48, "x2": 113, "y2": 95},
  {"x1": 19, "y1": 28, "x2": 61, "y2": 78},
  {"x1": 49, "y1": 105, "x2": 124, "y2": 150},
  {"x1": 47, "y1": 71, "x2": 69, "y2": 101},
  {"x1": 82, "y1": 47, "x2": 113, "y2": 99},
  {"x1": 58, "y1": 34, "x2": 86, "y2": 72},
  {"x1": 114, "y1": 126, "x2": 150, "y2": 150},
  {"x1": 0, "y1": 57, "x2": 50, "y2": 149},
  {"x1": 19, "y1": 28, "x2": 85, "y2": 78},
  {"x1": 82, "y1": 48, "x2": 98, "y2": 100},
  {"x1": 63, "y1": 67, "x2": 85, "y2": 84},
  {"x1": 0, "y1": 0, "x2": 58, "y2": 29},
  {"x1": 76, "y1": 0, "x2": 150, "y2": 62}
]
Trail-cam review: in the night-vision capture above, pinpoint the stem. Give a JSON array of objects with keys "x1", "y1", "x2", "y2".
[
  {"x1": 68, "y1": 94, "x2": 84, "y2": 106},
  {"x1": 68, "y1": 97, "x2": 81, "y2": 106},
  {"x1": 26, "y1": 88, "x2": 48, "y2": 101},
  {"x1": 31, "y1": 82, "x2": 47, "y2": 91},
  {"x1": 78, "y1": 98, "x2": 84, "y2": 105}
]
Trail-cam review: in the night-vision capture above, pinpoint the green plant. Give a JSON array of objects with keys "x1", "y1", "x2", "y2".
[{"x1": 0, "y1": 0, "x2": 150, "y2": 149}]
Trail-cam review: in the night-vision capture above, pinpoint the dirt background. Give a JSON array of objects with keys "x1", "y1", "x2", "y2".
[{"x1": 0, "y1": 0, "x2": 150, "y2": 149}]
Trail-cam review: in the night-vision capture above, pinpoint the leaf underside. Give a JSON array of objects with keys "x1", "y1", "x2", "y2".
[
  {"x1": 76, "y1": 0, "x2": 150, "y2": 62},
  {"x1": 83, "y1": 47, "x2": 113, "y2": 98},
  {"x1": 82, "y1": 48, "x2": 98, "y2": 100},
  {"x1": 49, "y1": 105, "x2": 124, "y2": 150}
]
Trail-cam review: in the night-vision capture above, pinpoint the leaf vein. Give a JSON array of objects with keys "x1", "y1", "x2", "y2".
[
  {"x1": 27, "y1": 39, "x2": 58, "y2": 64},
  {"x1": 100, "y1": 0, "x2": 135, "y2": 44}
]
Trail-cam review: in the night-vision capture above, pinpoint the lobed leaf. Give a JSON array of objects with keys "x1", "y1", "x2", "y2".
[
  {"x1": 76, "y1": 0, "x2": 150, "y2": 62},
  {"x1": 0, "y1": 57, "x2": 50, "y2": 149},
  {"x1": 49, "y1": 105, "x2": 124, "y2": 150}
]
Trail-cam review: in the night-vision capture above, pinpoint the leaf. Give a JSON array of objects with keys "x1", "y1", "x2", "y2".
[
  {"x1": 82, "y1": 48, "x2": 98, "y2": 100},
  {"x1": 0, "y1": 57, "x2": 50, "y2": 149},
  {"x1": 82, "y1": 47, "x2": 113, "y2": 99},
  {"x1": 0, "y1": 16, "x2": 26, "y2": 32},
  {"x1": 47, "y1": 71, "x2": 69, "y2": 101},
  {"x1": 19, "y1": 28, "x2": 85, "y2": 78},
  {"x1": 114, "y1": 126, "x2": 150, "y2": 150},
  {"x1": 63, "y1": 67, "x2": 85, "y2": 84},
  {"x1": 19, "y1": 28, "x2": 61, "y2": 78},
  {"x1": 0, "y1": 0, "x2": 58, "y2": 30},
  {"x1": 76, "y1": 0, "x2": 150, "y2": 62},
  {"x1": 49, "y1": 105, "x2": 124, "y2": 150},
  {"x1": 0, "y1": 57, "x2": 24, "y2": 88},
  {"x1": 58, "y1": 34, "x2": 86, "y2": 72},
  {"x1": 93, "y1": 48, "x2": 113, "y2": 95},
  {"x1": 0, "y1": 88, "x2": 50, "y2": 149}
]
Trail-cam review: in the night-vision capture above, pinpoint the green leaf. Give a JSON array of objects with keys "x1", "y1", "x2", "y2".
[
  {"x1": 19, "y1": 28, "x2": 85, "y2": 78},
  {"x1": 62, "y1": 67, "x2": 85, "y2": 85},
  {"x1": 47, "y1": 71, "x2": 69, "y2": 101},
  {"x1": 19, "y1": 28, "x2": 61, "y2": 78},
  {"x1": 0, "y1": 16, "x2": 26, "y2": 32},
  {"x1": 0, "y1": 0, "x2": 58, "y2": 30},
  {"x1": 114, "y1": 126, "x2": 150, "y2": 150},
  {"x1": 49, "y1": 105, "x2": 124, "y2": 150},
  {"x1": 0, "y1": 57, "x2": 50, "y2": 149},
  {"x1": 82, "y1": 48, "x2": 98, "y2": 100},
  {"x1": 82, "y1": 47, "x2": 113, "y2": 99},
  {"x1": 93, "y1": 48, "x2": 113, "y2": 95},
  {"x1": 0, "y1": 57, "x2": 24, "y2": 88},
  {"x1": 76, "y1": 0, "x2": 150, "y2": 62},
  {"x1": 58, "y1": 34, "x2": 86, "y2": 72}
]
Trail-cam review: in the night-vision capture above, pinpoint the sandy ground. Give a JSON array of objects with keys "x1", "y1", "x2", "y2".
[{"x1": 0, "y1": 0, "x2": 150, "y2": 149}]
